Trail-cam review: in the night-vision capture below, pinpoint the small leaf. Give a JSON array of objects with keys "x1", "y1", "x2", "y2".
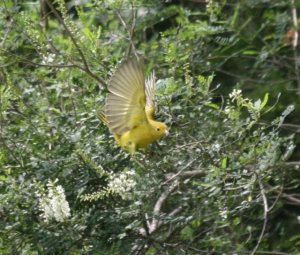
[
  {"x1": 242, "y1": 50, "x2": 258, "y2": 55},
  {"x1": 260, "y1": 93, "x2": 269, "y2": 110},
  {"x1": 221, "y1": 157, "x2": 227, "y2": 169},
  {"x1": 180, "y1": 226, "x2": 194, "y2": 240},
  {"x1": 208, "y1": 103, "x2": 219, "y2": 109},
  {"x1": 0, "y1": 175, "x2": 7, "y2": 181}
]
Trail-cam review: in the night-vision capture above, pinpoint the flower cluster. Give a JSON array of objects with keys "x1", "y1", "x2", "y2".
[
  {"x1": 229, "y1": 89, "x2": 242, "y2": 102},
  {"x1": 107, "y1": 169, "x2": 137, "y2": 200},
  {"x1": 37, "y1": 179, "x2": 71, "y2": 222},
  {"x1": 41, "y1": 53, "x2": 56, "y2": 65},
  {"x1": 228, "y1": 88, "x2": 254, "y2": 108}
]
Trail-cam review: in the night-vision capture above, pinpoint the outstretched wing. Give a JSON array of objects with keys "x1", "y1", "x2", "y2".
[
  {"x1": 105, "y1": 58, "x2": 148, "y2": 135},
  {"x1": 145, "y1": 71, "x2": 156, "y2": 119}
]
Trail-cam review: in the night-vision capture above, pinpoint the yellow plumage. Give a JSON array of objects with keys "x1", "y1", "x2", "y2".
[{"x1": 105, "y1": 58, "x2": 168, "y2": 154}]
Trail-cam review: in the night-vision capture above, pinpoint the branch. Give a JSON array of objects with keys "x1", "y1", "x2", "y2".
[
  {"x1": 164, "y1": 159, "x2": 197, "y2": 183},
  {"x1": 149, "y1": 180, "x2": 178, "y2": 233},
  {"x1": 268, "y1": 185, "x2": 283, "y2": 212},
  {"x1": 44, "y1": 0, "x2": 87, "y2": 67},
  {"x1": 290, "y1": 0, "x2": 300, "y2": 101},
  {"x1": 139, "y1": 168, "x2": 206, "y2": 237},
  {"x1": 251, "y1": 175, "x2": 269, "y2": 255},
  {"x1": 284, "y1": 161, "x2": 300, "y2": 167},
  {"x1": 254, "y1": 251, "x2": 291, "y2": 255},
  {"x1": 116, "y1": 8, "x2": 138, "y2": 58},
  {"x1": 280, "y1": 192, "x2": 300, "y2": 205},
  {"x1": 44, "y1": 0, "x2": 106, "y2": 87},
  {"x1": 291, "y1": 0, "x2": 298, "y2": 49},
  {"x1": 0, "y1": 137, "x2": 25, "y2": 169},
  {"x1": 179, "y1": 169, "x2": 206, "y2": 178},
  {"x1": 1, "y1": 46, "x2": 106, "y2": 87},
  {"x1": 279, "y1": 123, "x2": 300, "y2": 133}
]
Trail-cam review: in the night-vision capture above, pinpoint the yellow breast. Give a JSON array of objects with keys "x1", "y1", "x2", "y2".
[{"x1": 114, "y1": 121, "x2": 167, "y2": 154}]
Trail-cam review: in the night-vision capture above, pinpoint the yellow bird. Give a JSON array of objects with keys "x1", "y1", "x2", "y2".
[{"x1": 105, "y1": 57, "x2": 168, "y2": 154}]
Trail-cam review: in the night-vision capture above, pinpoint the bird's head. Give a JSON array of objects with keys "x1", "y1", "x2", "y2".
[{"x1": 153, "y1": 121, "x2": 169, "y2": 138}]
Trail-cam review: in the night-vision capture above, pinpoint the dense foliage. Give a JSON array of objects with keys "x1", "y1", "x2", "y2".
[{"x1": 1, "y1": 0, "x2": 300, "y2": 254}]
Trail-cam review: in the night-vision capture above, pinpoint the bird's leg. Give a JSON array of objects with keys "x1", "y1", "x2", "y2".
[
  {"x1": 127, "y1": 141, "x2": 136, "y2": 155},
  {"x1": 131, "y1": 156, "x2": 145, "y2": 169},
  {"x1": 128, "y1": 144, "x2": 146, "y2": 169}
]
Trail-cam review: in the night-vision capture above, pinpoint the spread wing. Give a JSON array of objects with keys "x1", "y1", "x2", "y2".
[
  {"x1": 145, "y1": 71, "x2": 156, "y2": 119},
  {"x1": 105, "y1": 58, "x2": 148, "y2": 135}
]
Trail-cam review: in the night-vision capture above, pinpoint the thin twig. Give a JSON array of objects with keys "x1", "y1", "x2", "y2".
[
  {"x1": 67, "y1": 69, "x2": 78, "y2": 121},
  {"x1": 215, "y1": 68, "x2": 288, "y2": 85},
  {"x1": 139, "y1": 168, "x2": 205, "y2": 237},
  {"x1": 291, "y1": 0, "x2": 298, "y2": 49},
  {"x1": 280, "y1": 192, "x2": 300, "y2": 205},
  {"x1": 251, "y1": 175, "x2": 268, "y2": 255},
  {"x1": 268, "y1": 185, "x2": 283, "y2": 212},
  {"x1": 164, "y1": 159, "x2": 197, "y2": 183},
  {"x1": 116, "y1": 9, "x2": 137, "y2": 58},
  {"x1": 290, "y1": 0, "x2": 300, "y2": 101},
  {"x1": 254, "y1": 251, "x2": 290, "y2": 255},
  {"x1": 0, "y1": 48, "x2": 106, "y2": 86},
  {"x1": 283, "y1": 161, "x2": 300, "y2": 167},
  {"x1": 179, "y1": 169, "x2": 206, "y2": 178},
  {"x1": 0, "y1": 137, "x2": 25, "y2": 169},
  {"x1": 44, "y1": 0, "x2": 106, "y2": 87},
  {"x1": 0, "y1": 16, "x2": 12, "y2": 48},
  {"x1": 44, "y1": 0, "x2": 87, "y2": 68}
]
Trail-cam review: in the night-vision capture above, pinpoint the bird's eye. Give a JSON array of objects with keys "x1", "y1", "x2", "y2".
[{"x1": 157, "y1": 128, "x2": 160, "y2": 131}]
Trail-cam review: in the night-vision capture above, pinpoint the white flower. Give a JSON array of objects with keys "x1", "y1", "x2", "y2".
[
  {"x1": 229, "y1": 89, "x2": 242, "y2": 100},
  {"x1": 224, "y1": 106, "x2": 231, "y2": 114},
  {"x1": 107, "y1": 169, "x2": 136, "y2": 200},
  {"x1": 220, "y1": 207, "x2": 228, "y2": 219},
  {"x1": 38, "y1": 179, "x2": 71, "y2": 222},
  {"x1": 41, "y1": 53, "x2": 56, "y2": 64},
  {"x1": 212, "y1": 143, "x2": 221, "y2": 152}
]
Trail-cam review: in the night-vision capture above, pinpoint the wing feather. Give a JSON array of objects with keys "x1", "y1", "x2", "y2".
[
  {"x1": 145, "y1": 71, "x2": 156, "y2": 119},
  {"x1": 105, "y1": 58, "x2": 148, "y2": 134}
]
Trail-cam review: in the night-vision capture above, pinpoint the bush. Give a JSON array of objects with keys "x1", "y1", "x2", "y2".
[{"x1": 1, "y1": 0, "x2": 299, "y2": 254}]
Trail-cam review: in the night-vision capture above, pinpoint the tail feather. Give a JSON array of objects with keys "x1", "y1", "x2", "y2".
[{"x1": 97, "y1": 110, "x2": 108, "y2": 126}]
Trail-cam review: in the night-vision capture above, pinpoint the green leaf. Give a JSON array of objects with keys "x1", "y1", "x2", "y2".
[
  {"x1": 221, "y1": 157, "x2": 228, "y2": 169},
  {"x1": 260, "y1": 93, "x2": 269, "y2": 110},
  {"x1": 180, "y1": 226, "x2": 194, "y2": 240}
]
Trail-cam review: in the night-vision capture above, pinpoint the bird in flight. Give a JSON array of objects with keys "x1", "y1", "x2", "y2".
[{"x1": 104, "y1": 57, "x2": 168, "y2": 154}]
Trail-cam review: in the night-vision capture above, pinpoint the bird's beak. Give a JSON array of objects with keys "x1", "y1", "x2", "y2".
[{"x1": 165, "y1": 129, "x2": 169, "y2": 136}]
